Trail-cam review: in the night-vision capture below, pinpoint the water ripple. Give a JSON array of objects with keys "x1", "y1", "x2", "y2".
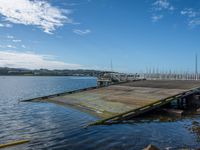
[{"x1": 0, "y1": 76, "x2": 200, "y2": 149}]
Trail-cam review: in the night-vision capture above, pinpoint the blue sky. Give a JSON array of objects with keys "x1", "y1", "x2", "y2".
[{"x1": 0, "y1": 0, "x2": 200, "y2": 73}]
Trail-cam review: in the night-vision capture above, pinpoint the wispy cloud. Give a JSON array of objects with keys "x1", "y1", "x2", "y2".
[
  {"x1": 0, "y1": 44, "x2": 16, "y2": 49},
  {"x1": 0, "y1": 51, "x2": 83, "y2": 70},
  {"x1": 0, "y1": 23, "x2": 12, "y2": 28},
  {"x1": 21, "y1": 45, "x2": 26, "y2": 48},
  {"x1": 0, "y1": 0, "x2": 73, "y2": 34},
  {"x1": 0, "y1": 35, "x2": 27, "y2": 50},
  {"x1": 180, "y1": 8, "x2": 200, "y2": 28},
  {"x1": 188, "y1": 19, "x2": 200, "y2": 28},
  {"x1": 73, "y1": 29, "x2": 91, "y2": 35},
  {"x1": 12, "y1": 39, "x2": 21, "y2": 43},
  {"x1": 153, "y1": 0, "x2": 174, "y2": 11},
  {"x1": 5, "y1": 35, "x2": 22, "y2": 43},
  {"x1": 151, "y1": 14, "x2": 163, "y2": 22},
  {"x1": 181, "y1": 8, "x2": 198, "y2": 18},
  {"x1": 7, "y1": 35, "x2": 14, "y2": 39},
  {"x1": 151, "y1": 0, "x2": 174, "y2": 22},
  {"x1": 6, "y1": 45, "x2": 16, "y2": 49}
]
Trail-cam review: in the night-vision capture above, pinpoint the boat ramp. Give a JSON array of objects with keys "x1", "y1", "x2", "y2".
[{"x1": 22, "y1": 80, "x2": 200, "y2": 126}]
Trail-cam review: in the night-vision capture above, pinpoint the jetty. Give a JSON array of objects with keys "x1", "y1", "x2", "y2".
[{"x1": 22, "y1": 80, "x2": 200, "y2": 125}]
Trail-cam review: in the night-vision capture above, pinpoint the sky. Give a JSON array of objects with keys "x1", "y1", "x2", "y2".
[{"x1": 0, "y1": 0, "x2": 200, "y2": 73}]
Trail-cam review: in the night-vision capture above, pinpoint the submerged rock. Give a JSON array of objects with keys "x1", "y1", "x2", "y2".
[{"x1": 192, "y1": 121, "x2": 199, "y2": 126}]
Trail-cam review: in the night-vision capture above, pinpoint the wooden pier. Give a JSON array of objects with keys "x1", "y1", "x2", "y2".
[{"x1": 22, "y1": 80, "x2": 200, "y2": 125}]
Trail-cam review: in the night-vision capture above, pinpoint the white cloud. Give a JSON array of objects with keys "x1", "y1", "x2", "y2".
[
  {"x1": 151, "y1": 14, "x2": 163, "y2": 22},
  {"x1": 6, "y1": 45, "x2": 16, "y2": 48},
  {"x1": 12, "y1": 39, "x2": 21, "y2": 43},
  {"x1": 0, "y1": 51, "x2": 83, "y2": 70},
  {"x1": 7, "y1": 35, "x2": 14, "y2": 39},
  {"x1": 188, "y1": 18, "x2": 200, "y2": 27},
  {"x1": 153, "y1": 0, "x2": 174, "y2": 11},
  {"x1": 181, "y1": 8, "x2": 200, "y2": 28},
  {"x1": 0, "y1": 23, "x2": 12, "y2": 27},
  {"x1": 0, "y1": 0, "x2": 72, "y2": 34},
  {"x1": 0, "y1": 44, "x2": 16, "y2": 49},
  {"x1": 151, "y1": 0, "x2": 174, "y2": 22},
  {"x1": 21, "y1": 45, "x2": 26, "y2": 48},
  {"x1": 73, "y1": 29, "x2": 91, "y2": 35},
  {"x1": 5, "y1": 23, "x2": 12, "y2": 28},
  {"x1": 181, "y1": 8, "x2": 198, "y2": 18},
  {"x1": 5, "y1": 35, "x2": 22, "y2": 43}
]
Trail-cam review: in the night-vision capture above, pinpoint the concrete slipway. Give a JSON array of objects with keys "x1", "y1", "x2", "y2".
[{"x1": 23, "y1": 80, "x2": 200, "y2": 125}]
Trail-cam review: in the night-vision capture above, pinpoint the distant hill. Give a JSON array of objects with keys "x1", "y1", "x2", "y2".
[{"x1": 0, "y1": 67, "x2": 114, "y2": 77}]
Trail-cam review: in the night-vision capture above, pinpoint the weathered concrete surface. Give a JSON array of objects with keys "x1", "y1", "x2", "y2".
[
  {"x1": 44, "y1": 80, "x2": 200, "y2": 118},
  {"x1": 122, "y1": 80, "x2": 200, "y2": 89}
]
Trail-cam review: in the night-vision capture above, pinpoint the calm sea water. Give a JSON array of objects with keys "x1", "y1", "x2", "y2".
[{"x1": 0, "y1": 76, "x2": 200, "y2": 150}]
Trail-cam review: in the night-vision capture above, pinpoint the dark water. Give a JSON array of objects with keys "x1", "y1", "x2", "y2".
[{"x1": 0, "y1": 76, "x2": 200, "y2": 150}]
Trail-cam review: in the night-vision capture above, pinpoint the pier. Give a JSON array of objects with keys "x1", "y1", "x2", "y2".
[{"x1": 22, "y1": 80, "x2": 200, "y2": 125}]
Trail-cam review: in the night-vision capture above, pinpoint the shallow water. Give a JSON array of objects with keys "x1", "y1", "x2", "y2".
[{"x1": 0, "y1": 76, "x2": 200, "y2": 150}]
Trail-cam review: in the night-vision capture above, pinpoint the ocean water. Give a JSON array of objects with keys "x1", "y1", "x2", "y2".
[{"x1": 0, "y1": 76, "x2": 200, "y2": 150}]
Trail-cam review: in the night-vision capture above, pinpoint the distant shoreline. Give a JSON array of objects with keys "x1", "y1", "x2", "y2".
[
  {"x1": 0, "y1": 67, "x2": 113, "y2": 77},
  {"x1": 0, "y1": 75, "x2": 96, "y2": 77}
]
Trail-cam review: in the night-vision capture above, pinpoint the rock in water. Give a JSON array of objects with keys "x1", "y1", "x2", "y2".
[{"x1": 143, "y1": 144, "x2": 160, "y2": 150}]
